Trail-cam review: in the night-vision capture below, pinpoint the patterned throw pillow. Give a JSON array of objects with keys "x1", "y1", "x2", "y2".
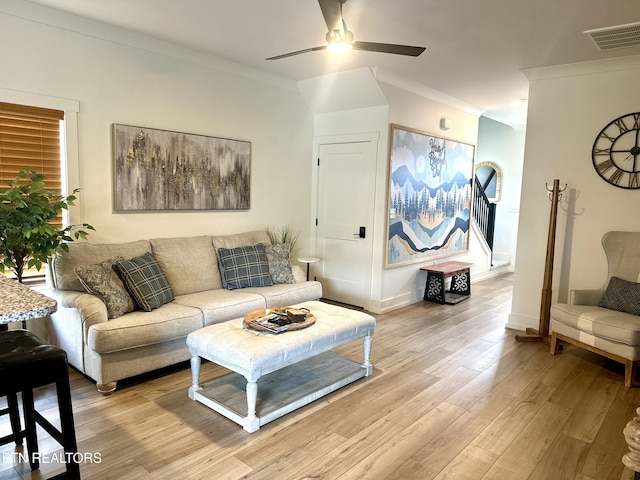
[
  {"x1": 75, "y1": 257, "x2": 135, "y2": 319},
  {"x1": 599, "y1": 276, "x2": 640, "y2": 316},
  {"x1": 114, "y1": 252, "x2": 174, "y2": 311},
  {"x1": 217, "y1": 243, "x2": 273, "y2": 290},
  {"x1": 265, "y1": 243, "x2": 295, "y2": 284}
]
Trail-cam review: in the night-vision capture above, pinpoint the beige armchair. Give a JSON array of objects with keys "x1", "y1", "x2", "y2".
[{"x1": 550, "y1": 231, "x2": 640, "y2": 387}]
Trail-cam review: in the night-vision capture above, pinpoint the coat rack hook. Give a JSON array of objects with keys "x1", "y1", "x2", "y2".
[{"x1": 546, "y1": 182, "x2": 567, "y2": 201}]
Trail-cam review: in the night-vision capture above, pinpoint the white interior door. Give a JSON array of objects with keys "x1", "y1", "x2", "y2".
[{"x1": 315, "y1": 141, "x2": 376, "y2": 308}]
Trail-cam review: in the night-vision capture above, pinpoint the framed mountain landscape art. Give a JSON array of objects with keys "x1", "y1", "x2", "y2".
[
  {"x1": 113, "y1": 124, "x2": 251, "y2": 211},
  {"x1": 386, "y1": 124, "x2": 475, "y2": 267}
]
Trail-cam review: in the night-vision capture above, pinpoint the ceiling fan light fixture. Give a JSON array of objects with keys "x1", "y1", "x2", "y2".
[
  {"x1": 327, "y1": 41, "x2": 353, "y2": 53},
  {"x1": 326, "y1": 28, "x2": 354, "y2": 54}
]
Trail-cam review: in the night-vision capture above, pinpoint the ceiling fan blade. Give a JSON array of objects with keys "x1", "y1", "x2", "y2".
[
  {"x1": 266, "y1": 45, "x2": 328, "y2": 61},
  {"x1": 267, "y1": 1, "x2": 425, "y2": 61},
  {"x1": 318, "y1": 0, "x2": 344, "y2": 34},
  {"x1": 352, "y1": 41, "x2": 426, "y2": 57}
]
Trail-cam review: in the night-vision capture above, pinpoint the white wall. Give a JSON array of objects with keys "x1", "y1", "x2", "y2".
[
  {"x1": 509, "y1": 55, "x2": 640, "y2": 331},
  {"x1": 475, "y1": 116, "x2": 526, "y2": 267},
  {"x1": 298, "y1": 69, "x2": 487, "y2": 313},
  {"x1": 376, "y1": 81, "x2": 482, "y2": 312},
  {"x1": 0, "y1": 1, "x2": 314, "y2": 251}
]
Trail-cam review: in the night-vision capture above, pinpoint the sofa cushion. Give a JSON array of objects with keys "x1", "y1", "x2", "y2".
[
  {"x1": 74, "y1": 257, "x2": 135, "y2": 319},
  {"x1": 115, "y1": 253, "x2": 175, "y2": 311},
  {"x1": 218, "y1": 244, "x2": 273, "y2": 290},
  {"x1": 211, "y1": 230, "x2": 271, "y2": 251},
  {"x1": 87, "y1": 302, "x2": 203, "y2": 354},
  {"x1": 599, "y1": 276, "x2": 640, "y2": 316},
  {"x1": 51, "y1": 240, "x2": 151, "y2": 292},
  {"x1": 265, "y1": 243, "x2": 295, "y2": 284},
  {"x1": 243, "y1": 281, "x2": 323, "y2": 308},
  {"x1": 150, "y1": 236, "x2": 222, "y2": 295},
  {"x1": 174, "y1": 289, "x2": 266, "y2": 326}
]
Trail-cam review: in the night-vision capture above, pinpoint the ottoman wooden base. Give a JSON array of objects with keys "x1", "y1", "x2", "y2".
[
  {"x1": 190, "y1": 351, "x2": 367, "y2": 432},
  {"x1": 187, "y1": 301, "x2": 375, "y2": 433}
]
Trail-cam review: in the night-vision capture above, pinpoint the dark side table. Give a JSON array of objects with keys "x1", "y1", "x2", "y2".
[{"x1": 420, "y1": 261, "x2": 472, "y2": 304}]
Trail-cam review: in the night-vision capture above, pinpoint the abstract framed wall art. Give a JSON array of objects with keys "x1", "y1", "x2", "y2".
[
  {"x1": 386, "y1": 124, "x2": 475, "y2": 267},
  {"x1": 113, "y1": 124, "x2": 251, "y2": 211}
]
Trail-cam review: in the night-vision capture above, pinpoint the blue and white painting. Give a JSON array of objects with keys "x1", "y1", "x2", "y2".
[{"x1": 386, "y1": 124, "x2": 475, "y2": 267}]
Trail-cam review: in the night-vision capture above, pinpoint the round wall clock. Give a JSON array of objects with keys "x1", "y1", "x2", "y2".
[{"x1": 592, "y1": 112, "x2": 640, "y2": 189}]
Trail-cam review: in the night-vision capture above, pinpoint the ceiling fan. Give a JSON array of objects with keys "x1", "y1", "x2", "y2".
[{"x1": 266, "y1": 0, "x2": 426, "y2": 60}]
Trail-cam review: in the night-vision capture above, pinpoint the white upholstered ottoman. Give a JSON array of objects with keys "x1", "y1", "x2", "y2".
[{"x1": 187, "y1": 300, "x2": 375, "y2": 432}]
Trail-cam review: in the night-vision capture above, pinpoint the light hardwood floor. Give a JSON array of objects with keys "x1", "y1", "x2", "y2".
[{"x1": 1, "y1": 273, "x2": 639, "y2": 480}]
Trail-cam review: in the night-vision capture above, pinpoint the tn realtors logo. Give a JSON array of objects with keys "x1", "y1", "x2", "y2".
[{"x1": 2, "y1": 451, "x2": 102, "y2": 464}]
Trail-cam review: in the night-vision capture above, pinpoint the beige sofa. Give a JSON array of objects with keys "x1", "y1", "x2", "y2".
[
  {"x1": 550, "y1": 231, "x2": 640, "y2": 387},
  {"x1": 31, "y1": 230, "x2": 322, "y2": 394}
]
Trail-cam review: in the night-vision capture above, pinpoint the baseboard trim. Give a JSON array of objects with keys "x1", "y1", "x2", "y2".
[
  {"x1": 506, "y1": 313, "x2": 538, "y2": 332},
  {"x1": 369, "y1": 290, "x2": 422, "y2": 314},
  {"x1": 372, "y1": 269, "x2": 514, "y2": 315}
]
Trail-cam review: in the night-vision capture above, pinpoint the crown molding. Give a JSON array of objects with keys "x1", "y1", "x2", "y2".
[{"x1": 523, "y1": 54, "x2": 640, "y2": 81}]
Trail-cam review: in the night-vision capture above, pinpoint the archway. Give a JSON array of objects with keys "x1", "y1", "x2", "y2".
[{"x1": 475, "y1": 161, "x2": 502, "y2": 202}]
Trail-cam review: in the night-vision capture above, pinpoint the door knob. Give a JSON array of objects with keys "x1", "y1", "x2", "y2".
[{"x1": 353, "y1": 226, "x2": 366, "y2": 238}]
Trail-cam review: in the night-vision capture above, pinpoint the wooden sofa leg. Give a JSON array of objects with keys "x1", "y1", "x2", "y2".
[
  {"x1": 625, "y1": 361, "x2": 640, "y2": 388},
  {"x1": 97, "y1": 381, "x2": 117, "y2": 395}
]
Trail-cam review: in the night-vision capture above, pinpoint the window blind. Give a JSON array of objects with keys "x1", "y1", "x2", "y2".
[
  {"x1": 0, "y1": 102, "x2": 65, "y2": 282},
  {"x1": 0, "y1": 101, "x2": 64, "y2": 220}
]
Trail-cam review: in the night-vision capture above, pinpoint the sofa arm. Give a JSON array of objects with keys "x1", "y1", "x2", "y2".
[
  {"x1": 50, "y1": 290, "x2": 109, "y2": 330},
  {"x1": 569, "y1": 288, "x2": 604, "y2": 306},
  {"x1": 291, "y1": 265, "x2": 307, "y2": 283}
]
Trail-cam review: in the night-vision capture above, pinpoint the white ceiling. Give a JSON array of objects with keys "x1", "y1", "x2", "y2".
[{"x1": 25, "y1": 0, "x2": 640, "y2": 127}]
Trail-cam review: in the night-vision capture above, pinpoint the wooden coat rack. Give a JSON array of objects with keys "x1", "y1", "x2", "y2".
[{"x1": 516, "y1": 178, "x2": 566, "y2": 345}]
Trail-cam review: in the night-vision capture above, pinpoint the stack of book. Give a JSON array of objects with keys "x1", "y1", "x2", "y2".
[
  {"x1": 249, "y1": 308, "x2": 309, "y2": 334},
  {"x1": 249, "y1": 313, "x2": 290, "y2": 334}
]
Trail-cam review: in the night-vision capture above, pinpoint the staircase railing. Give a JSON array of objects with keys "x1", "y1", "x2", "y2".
[{"x1": 473, "y1": 174, "x2": 496, "y2": 252}]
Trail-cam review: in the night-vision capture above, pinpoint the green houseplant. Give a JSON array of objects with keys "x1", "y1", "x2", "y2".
[
  {"x1": 266, "y1": 224, "x2": 300, "y2": 258},
  {"x1": 0, "y1": 169, "x2": 94, "y2": 283}
]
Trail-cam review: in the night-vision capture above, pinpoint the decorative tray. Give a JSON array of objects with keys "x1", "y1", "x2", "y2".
[{"x1": 244, "y1": 307, "x2": 315, "y2": 333}]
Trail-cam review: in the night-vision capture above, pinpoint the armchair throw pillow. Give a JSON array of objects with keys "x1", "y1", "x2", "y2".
[
  {"x1": 217, "y1": 243, "x2": 273, "y2": 290},
  {"x1": 115, "y1": 252, "x2": 174, "y2": 311},
  {"x1": 599, "y1": 276, "x2": 640, "y2": 316}
]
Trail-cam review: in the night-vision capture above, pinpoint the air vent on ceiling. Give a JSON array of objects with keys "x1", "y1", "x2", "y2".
[{"x1": 584, "y1": 22, "x2": 640, "y2": 51}]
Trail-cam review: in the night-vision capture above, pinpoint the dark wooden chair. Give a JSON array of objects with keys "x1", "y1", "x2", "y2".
[{"x1": 0, "y1": 330, "x2": 80, "y2": 479}]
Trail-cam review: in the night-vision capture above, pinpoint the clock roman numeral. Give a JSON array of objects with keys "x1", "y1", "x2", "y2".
[
  {"x1": 595, "y1": 159, "x2": 614, "y2": 174},
  {"x1": 609, "y1": 168, "x2": 624, "y2": 185},
  {"x1": 615, "y1": 118, "x2": 630, "y2": 134},
  {"x1": 633, "y1": 113, "x2": 640, "y2": 130},
  {"x1": 630, "y1": 172, "x2": 640, "y2": 189},
  {"x1": 593, "y1": 147, "x2": 611, "y2": 156}
]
